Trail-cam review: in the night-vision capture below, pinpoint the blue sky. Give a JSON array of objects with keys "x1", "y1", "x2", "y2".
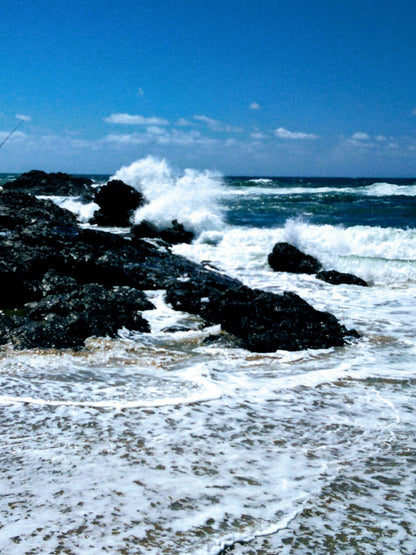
[{"x1": 1, "y1": 0, "x2": 416, "y2": 176}]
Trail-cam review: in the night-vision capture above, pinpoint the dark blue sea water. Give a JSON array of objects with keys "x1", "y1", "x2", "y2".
[
  {"x1": 223, "y1": 176, "x2": 416, "y2": 228},
  {"x1": 3, "y1": 173, "x2": 416, "y2": 229}
]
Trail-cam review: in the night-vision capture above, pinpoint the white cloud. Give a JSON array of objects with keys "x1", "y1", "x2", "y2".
[
  {"x1": 351, "y1": 132, "x2": 370, "y2": 140},
  {"x1": 104, "y1": 113, "x2": 169, "y2": 125},
  {"x1": 194, "y1": 115, "x2": 243, "y2": 132},
  {"x1": 138, "y1": 88, "x2": 144, "y2": 97},
  {"x1": 249, "y1": 102, "x2": 261, "y2": 110},
  {"x1": 16, "y1": 114, "x2": 31, "y2": 122},
  {"x1": 251, "y1": 132, "x2": 267, "y2": 140},
  {"x1": 387, "y1": 141, "x2": 399, "y2": 150},
  {"x1": 175, "y1": 118, "x2": 192, "y2": 126},
  {"x1": 146, "y1": 126, "x2": 166, "y2": 135},
  {"x1": 102, "y1": 128, "x2": 216, "y2": 147},
  {"x1": 0, "y1": 130, "x2": 27, "y2": 142},
  {"x1": 375, "y1": 135, "x2": 387, "y2": 142},
  {"x1": 103, "y1": 133, "x2": 143, "y2": 145},
  {"x1": 274, "y1": 127, "x2": 318, "y2": 140}
]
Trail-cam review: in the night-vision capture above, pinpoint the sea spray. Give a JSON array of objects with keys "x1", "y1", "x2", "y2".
[
  {"x1": 175, "y1": 218, "x2": 416, "y2": 286},
  {"x1": 112, "y1": 156, "x2": 225, "y2": 233}
]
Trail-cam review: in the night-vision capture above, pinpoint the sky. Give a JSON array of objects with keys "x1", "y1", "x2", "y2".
[{"x1": 1, "y1": 0, "x2": 416, "y2": 176}]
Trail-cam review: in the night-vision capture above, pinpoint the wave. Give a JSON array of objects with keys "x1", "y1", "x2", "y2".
[
  {"x1": 224, "y1": 181, "x2": 416, "y2": 198},
  {"x1": 112, "y1": 156, "x2": 226, "y2": 233},
  {"x1": 363, "y1": 182, "x2": 416, "y2": 197},
  {"x1": 41, "y1": 196, "x2": 99, "y2": 223},
  {"x1": 175, "y1": 218, "x2": 416, "y2": 285},
  {"x1": 248, "y1": 178, "x2": 274, "y2": 185}
]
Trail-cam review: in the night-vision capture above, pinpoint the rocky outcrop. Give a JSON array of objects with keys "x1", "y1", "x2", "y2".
[
  {"x1": 166, "y1": 275, "x2": 359, "y2": 352},
  {"x1": 0, "y1": 190, "x2": 360, "y2": 352},
  {"x1": 131, "y1": 219, "x2": 195, "y2": 244},
  {"x1": 268, "y1": 242, "x2": 368, "y2": 287},
  {"x1": 316, "y1": 270, "x2": 368, "y2": 287},
  {"x1": 92, "y1": 179, "x2": 146, "y2": 227},
  {"x1": 268, "y1": 242, "x2": 322, "y2": 274},
  {"x1": 3, "y1": 170, "x2": 95, "y2": 199},
  {"x1": 0, "y1": 190, "x2": 78, "y2": 231},
  {"x1": 1, "y1": 284, "x2": 152, "y2": 350}
]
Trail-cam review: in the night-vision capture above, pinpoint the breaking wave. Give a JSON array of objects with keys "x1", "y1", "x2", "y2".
[{"x1": 112, "y1": 156, "x2": 225, "y2": 233}]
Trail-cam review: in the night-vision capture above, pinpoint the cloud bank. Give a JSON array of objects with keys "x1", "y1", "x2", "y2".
[
  {"x1": 274, "y1": 127, "x2": 319, "y2": 140},
  {"x1": 104, "y1": 113, "x2": 169, "y2": 125}
]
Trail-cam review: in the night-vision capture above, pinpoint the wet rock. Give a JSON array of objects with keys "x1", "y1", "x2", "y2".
[
  {"x1": 7, "y1": 284, "x2": 153, "y2": 350},
  {"x1": 0, "y1": 190, "x2": 359, "y2": 352},
  {"x1": 159, "y1": 220, "x2": 195, "y2": 244},
  {"x1": 93, "y1": 180, "x2": 146, "y2": 227},
  {"x1": 316, "y1": 270, "x2": 368, "y2": 286},
  {"x1": 0, "y1": 261, "x2": 38, "y2": 308},
  {"x1": 131, "y1": 220, "x2": 160, "y2": 239},
  {"x1": 3, "y1": 170, "x2": 94, "y2": 199},
  {"x1": 268, "y1": 242, "x2": 322, "y2": 274},
  {"x1": 131, "y1": 219, "x2": 195, "y2": 244},
  {"x1": 165, "y1": 275, "x2": 359, "y2": 352},
  {"x1": 0, "y1": 190, "x2": 78, "y2": 231}
]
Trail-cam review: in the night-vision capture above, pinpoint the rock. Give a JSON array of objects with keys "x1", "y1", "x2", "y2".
[
  {"x1": 131, "y1": 220, "x2": 160, "y2": 239},
  {"x1": 0, "y1": 261, "x2": 38, "y2": 308},
  {"x1": 0, "y1": 190, "x2": 360, "y2": 352},
  {"x1": 93, "y1": 180, "x2": 146, "y2": 227},
  {"x1": 0, "y1": 190, "x2": 79, "y2": 231},
  {"x1": 131, "y1": 219, "x2": 195, "y2": 244},
  {"x1": 165, "y1": 274, "x2": 359, "y2": 352},
  {"x1": 316, "y1": 270, "x2": 368, "y2": 286},
  {"x1": 7, "y1": 284, "x2": 154, "y2": 350},
  {"x1": 268, "y1": 242, "x2": 322, "y2": 274},
  {"x1": 159, "y1": 220, "x2": 195, "y2": 244},
  {"x1": 3, "y1": 170, "x2": 95, "y2": 199}
]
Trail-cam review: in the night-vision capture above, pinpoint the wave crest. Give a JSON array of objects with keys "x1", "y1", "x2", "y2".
[{"x1": 112, "y1": 156, "x2": 225, "y2": 233}]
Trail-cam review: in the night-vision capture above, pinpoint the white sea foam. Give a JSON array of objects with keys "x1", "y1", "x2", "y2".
[
  {"x1": 175, "y1": 218, "x2": 416, "y2": 286},
  {"x1": 112, "y1": 156, "x2": 225, "y2": 232},
  {"x1": 363, "y1": 181, "x2": 416, "y2": 196},
  {"x1": 248, "y1": 178, "x2": 274, "y2": 184},
  {"x1": 224, "y1": 181, "x2": 416, "y2": 198},
  {"x1": 38, "y1": 195, "x2": 99, "y2": 223}
]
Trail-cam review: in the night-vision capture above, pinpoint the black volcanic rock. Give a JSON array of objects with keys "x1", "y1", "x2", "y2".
[
  {"x1": 131, "y1": 220, "x2": 160, "y2": 239},
  {"x1": 159, "y1": 220, "x2": 195, "y2": 244},
  {"x1": 3, "y1": 170, "x2": 95, "y2": 199},
  {"x1": 7, "y1": 284, "x2": 153, "y2": 350},
  {"x1": 0, "y1": 190, "x2": 359, "y2": 352},
  {"x1": 0, "y1": 190, "x2": 78, "y2": 231},
  {"x1": 316, "y1": 270, "x2": 368, "y2": 286},
  {"x1": 268, "y1": 242, "x2": 322, "y2": 274},
  {"x1": 131, "y1": 219, "x2": 195, "y2": 244},
  {"x1": 93, "y1": 179, "x2": 146, "y2": 227},
  {"x1": 165, "y1": 274, "x2": 359, "y2": 352}
]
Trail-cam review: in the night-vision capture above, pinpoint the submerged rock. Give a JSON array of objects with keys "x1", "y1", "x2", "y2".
[
  {"x1": 268, "y1": 242, "x2": 322, "y2": 274},
  {"x1": 131, "y1": 219, "x2": 195, "y2": 244},
  {"x1": 268, "y1": 242, "x2": 368, "y2": 288},
  {"x1": 3, "y1": 170, "x2": 94, "y2": 199},
  {"x1": 92, "y1": 179, "x2": 146, "y2": 227},
  {"x1": 316, "y1": 270, "x2": 368, "y2": 286}
]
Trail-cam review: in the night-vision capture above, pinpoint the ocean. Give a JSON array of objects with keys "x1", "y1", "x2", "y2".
[{"x1": 1, "y1": 157, "x2": 416, "y2": 554}]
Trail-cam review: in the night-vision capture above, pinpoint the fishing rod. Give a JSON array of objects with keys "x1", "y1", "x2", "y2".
[{"x1": 0, "y1": 120, "x2": 24, "y2": 149}]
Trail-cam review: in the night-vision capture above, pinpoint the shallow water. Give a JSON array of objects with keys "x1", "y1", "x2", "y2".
[{"x1": 1, "y1": 164, "x2": 416, "y2": 553}]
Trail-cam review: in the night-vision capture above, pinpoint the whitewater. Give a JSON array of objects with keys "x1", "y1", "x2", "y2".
[{"x1": 0, "y1": 157, "x2": 415, "y2": 553}]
